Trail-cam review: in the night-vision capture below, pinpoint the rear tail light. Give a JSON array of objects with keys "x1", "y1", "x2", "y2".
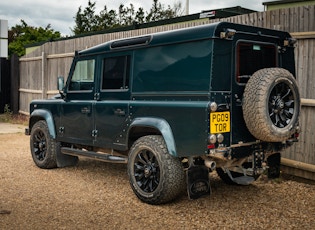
[
  {"x1": 217, "y1": 134, "x2": 224, "y2": 143},
  {"x1": 208, "y1": 134, "x2": 216, "y2": 144}
]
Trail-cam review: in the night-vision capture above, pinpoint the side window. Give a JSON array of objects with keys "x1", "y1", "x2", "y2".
[
  {"x1": 236, "y1": 42, "x2": 277, "y2": 84},
  {"x1": 69, "y1": 59, "x2": 95, "y2": 91},
  {"x1": 102, "y1": 56, "x2": 130, "y2": 90}
]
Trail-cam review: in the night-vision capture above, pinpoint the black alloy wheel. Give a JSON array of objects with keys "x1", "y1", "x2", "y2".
[
  {"x1": 269, "y1": 82, "x2": 295, "y2": 128},
  {"x1": 32, "y1": 129, "x2": 47, "y2": 162},
  {"x1": 134, "y1": 149, "x2": 160, "y2": 193}
]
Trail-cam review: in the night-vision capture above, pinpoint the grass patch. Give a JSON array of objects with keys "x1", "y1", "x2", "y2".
[{"x1": 0, "y1": 104, "x2": 28, "y2": 126}]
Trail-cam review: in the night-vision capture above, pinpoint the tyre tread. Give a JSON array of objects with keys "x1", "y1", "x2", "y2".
[
  {"x1": 243, "y1": 68, "x2": 300, "y2": 142},
  {"x1": 127, "y1": 135, "x2": 185, "y2": 204},
  {"x1": 30, "y1": 120, "x2": 57, "y2": 169}
]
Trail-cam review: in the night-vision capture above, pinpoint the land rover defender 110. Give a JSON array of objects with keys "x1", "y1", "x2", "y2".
[{"x1": 26, "y1": 22, "x2": 300, "y2": 204}]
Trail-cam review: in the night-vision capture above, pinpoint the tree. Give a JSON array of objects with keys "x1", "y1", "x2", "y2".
[
  {"x1": 72, "y1": 0, "x2": 183, "y2": 35},
  {"x1": 72, "y1": 0, "x2": 99, "y2": 34},
  {"x1": 135, "y1": 7, "x2": 145, "y2": 24},
  {"x1": 146, "y1": 0, "x2": 167, "y2": 22},
  {"x1": 118, "y1": 3, "x2": 136, "y2": 26},
  {"x1": 98, "y1": 6, "x2": 119, "y2": 30},
  {"x1": 8, "y1": 20, "x2": 61, "y2": 57}
]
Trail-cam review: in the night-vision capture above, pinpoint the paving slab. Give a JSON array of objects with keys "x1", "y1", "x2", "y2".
[{"x1": 0, "y1": 122, "x2": 27, "y2": 134}]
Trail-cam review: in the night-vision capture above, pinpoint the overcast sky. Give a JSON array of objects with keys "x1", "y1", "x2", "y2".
[{"x1": 0, "y1": 0, "x2": 266, "y2": 36}]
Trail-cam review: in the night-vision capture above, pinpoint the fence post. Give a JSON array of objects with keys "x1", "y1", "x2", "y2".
[
  {"x1": 41, "y1": 52, "x2": 47, "y2": 99},
  {"x1": 10, "y1": 54, "x2": 19, "y2": 114}
]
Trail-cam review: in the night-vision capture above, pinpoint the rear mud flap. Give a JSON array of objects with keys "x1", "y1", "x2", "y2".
[
  {"x1": 267, "y1": 153, "x2": 281, "y2": 179},
  {"x1": 187, "y1": 165, "x2": 211, "y2": 199},
  {"x1": 56, "y1": 150, "x2": 78, "y2": 168}
]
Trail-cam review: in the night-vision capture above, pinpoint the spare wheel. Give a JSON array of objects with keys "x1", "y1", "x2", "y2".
[{"x1": 242, "y1": 68, "x2": 300, "y2": 142}]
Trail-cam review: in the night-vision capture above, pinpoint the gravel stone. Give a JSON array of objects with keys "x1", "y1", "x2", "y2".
[{"x1": 1, "y1": 133, "x2": 315, "y2": 229}]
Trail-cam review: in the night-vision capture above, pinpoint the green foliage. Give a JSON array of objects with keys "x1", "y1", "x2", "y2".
[
  {"x1": 72, "y1": 0, "x2": 183, "y2": 35},
  {"x1": 8, "y1": 20, "x2": 61, "y2": 57},
  {"x1": 0, "y1": 104, "x2": 13, "y2": 122},
  {"x1": 0, "y1": 104, "x2": 28, "y2": 125},
  {"x1": 72, "y1": 1, "x2": 99, "y2": 34},
  {"x1": 146, "y1": 0, "x2": 180, "y2": 22}
]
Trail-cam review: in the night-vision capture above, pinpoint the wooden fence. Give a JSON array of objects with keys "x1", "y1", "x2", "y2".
[{"x1": 18, "y1": 5, "x2": 315, "y2": 179}]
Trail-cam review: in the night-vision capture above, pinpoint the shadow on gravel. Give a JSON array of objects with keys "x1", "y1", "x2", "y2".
[{"x1": 64, "y1": 157, "x2": 266, "y2": 205}]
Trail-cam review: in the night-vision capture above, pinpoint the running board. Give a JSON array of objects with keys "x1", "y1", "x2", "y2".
[
  {"x1": 226, "y1": 169, "x2": 255, "y2": 185},
  {"x1": 61, "y1": 147, "x2": 128, "y2": 164}
]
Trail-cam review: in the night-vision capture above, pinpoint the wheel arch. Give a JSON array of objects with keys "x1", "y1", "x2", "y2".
[
  {"x1": 128, "y1": 117, "x2": 177, "y2": 157},
  {"x1": 29, "y1": 109, "x2": 56, "y2": 139}
]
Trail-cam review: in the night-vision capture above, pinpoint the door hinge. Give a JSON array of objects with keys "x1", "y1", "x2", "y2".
[
  {"x1": 92, "y1": 129, "x2": 98, "y2": 137},
  {"x1": 59, "y1": 127, "x2": 65, "y2": 133},
  {"x1": 94, "y1": 93, "x2": 100, "y2": 100}
]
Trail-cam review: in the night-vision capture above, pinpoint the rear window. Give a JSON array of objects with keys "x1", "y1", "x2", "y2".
[
  {"x1": 236, "y1": 42, "x2": 277, "y2": 84},
  {"x1": 133, "y1": 40, "x2": 212, "y2": 92},
  {"x1": 102, "y1": 56, "x2": 130, "y2": 90}
]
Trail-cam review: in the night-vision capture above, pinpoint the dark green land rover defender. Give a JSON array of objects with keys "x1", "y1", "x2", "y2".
[{"x1": 26, "y1": 22, "x2": 300, "y2": 204}]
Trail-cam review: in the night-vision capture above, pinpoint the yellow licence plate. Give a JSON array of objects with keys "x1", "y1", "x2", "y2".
[{"x1": 210, "y1": 112, "x2": 230, "y2": 133}]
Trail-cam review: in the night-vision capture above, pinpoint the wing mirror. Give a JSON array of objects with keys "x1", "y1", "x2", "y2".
[
  {"x1": 57, "y1": 76, "x2": 65, "y2": 98},
  {"x1": 57, "y1": 76, "x2": 64, "y2": 91}
]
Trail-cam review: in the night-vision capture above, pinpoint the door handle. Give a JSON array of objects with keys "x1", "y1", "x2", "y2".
[
  {"x1": 81, "y1": 107, "x2": 91, "y2": 114},
  {"x1": 114, "y1": 108, "x2": 125, "y2": 116}
]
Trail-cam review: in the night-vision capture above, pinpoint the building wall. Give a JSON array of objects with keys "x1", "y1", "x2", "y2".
[{"x1": 265, "y1": 0, "x2": 315, "y2": 10}]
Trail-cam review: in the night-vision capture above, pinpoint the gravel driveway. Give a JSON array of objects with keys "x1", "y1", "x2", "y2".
[{"x1": 1, "y1": 132, "x2": 315, "y2": 229}]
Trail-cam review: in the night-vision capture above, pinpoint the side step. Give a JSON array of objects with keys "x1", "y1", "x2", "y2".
[
  {"x1": 232, "y1": 176, "x2": 255, "y2": 185},
  {"x1": 61, "y1": 147, "x2": 128, "y2": 164},
  {"x1": 226, "y1": 169, "x2": 255, "y2": 185}
]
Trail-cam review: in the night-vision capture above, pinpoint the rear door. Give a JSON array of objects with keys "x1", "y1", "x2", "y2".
[
  {"x1": 232, "y1": 40, "x2": 278, "y2": 143},
  {"x1": 94, "y1": 53, "x2": 131, "y2": 150}
]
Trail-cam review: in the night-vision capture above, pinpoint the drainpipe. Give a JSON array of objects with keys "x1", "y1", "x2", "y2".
[{"x1": 186, "y1": 0, "x2": 189, "y2": 15}]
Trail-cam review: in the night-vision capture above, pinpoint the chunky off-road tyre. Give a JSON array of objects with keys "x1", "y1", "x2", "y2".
[
  {"x1": 30, "y1": 120, "x2": 58, "y2": 169},
  {"x1": 243, "y1": 68, "x2": 300, "y2": 142},
  {"x1": 127, "y1": 135, "x2": 185, "y2": 205}
]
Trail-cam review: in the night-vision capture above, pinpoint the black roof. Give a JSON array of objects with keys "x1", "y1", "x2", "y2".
[
  {"x1": 263, "y1": 0, "x2": 312, "y2": 6},
  {"x1": 79, "y1": 21, "x2": 291, "y2": 56}
]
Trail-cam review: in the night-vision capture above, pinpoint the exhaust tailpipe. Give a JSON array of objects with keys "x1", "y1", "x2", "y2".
[{"x1": 205, "y1": 159, "x2": 216, "y2": 171}]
